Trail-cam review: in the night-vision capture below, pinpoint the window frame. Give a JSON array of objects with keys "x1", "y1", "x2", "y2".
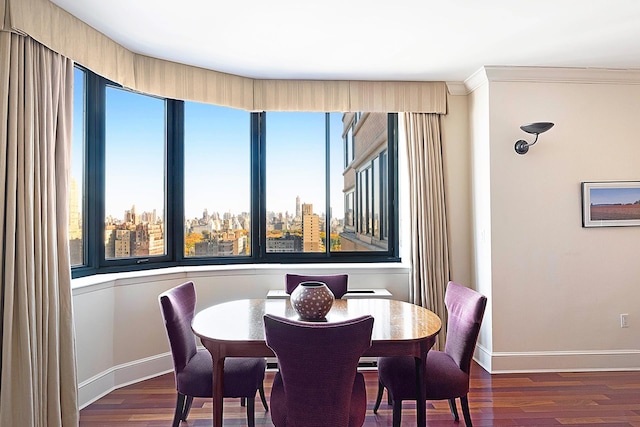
[
  {"x1": 101, "y1": 83, "x2": 175, "y2": 266},
  {"x1": 70, "y1": 67, "x2": 87, "y2": 268},
  {"x1": 71, "y1": 67, "x2": 399, "y2": 278}
]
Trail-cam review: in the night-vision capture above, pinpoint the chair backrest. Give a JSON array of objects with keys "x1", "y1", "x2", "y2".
[
  {"x1": 158, "y1": 281, "x2": 199, "y2": 375},
  {"x1": 443, "y1": 281, "x2": 487, "y2": 375},
  {"x1": 264, "y1": 314, "x2": 374, "y2": 425},
  {"x1": 285, "y1": 273, "x2": 349, "y2": 299}
]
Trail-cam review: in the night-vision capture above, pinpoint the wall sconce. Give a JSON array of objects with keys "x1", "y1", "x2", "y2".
[{"x1": 514, "y1": 122, "x2": 554, "y2": 155}]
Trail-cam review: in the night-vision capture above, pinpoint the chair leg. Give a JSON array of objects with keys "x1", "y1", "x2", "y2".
[
  {"x1": 245, "y1": 396, "x2": 256, "y2": 427},
  {"x1": 172, "y1": 393, "x2": 186, "y2": 427},
  {"x1": 448, "y1": 398, "x2": 459, "y2": 421},
  {"x1": 392, "y1": 399, "x2": 403, "y2": 427},
  {"x1": 241, "y1": 397, "x2": 246, "y2": 407},
  {"x1": 373, "y1": 381, "x2": 385, "y2": 413},
  {"x1": 181, "y1": 395, "x2": 194, "y2": 421},
  {"x1": 460, "y1": 395, "x2": 473, "y2": 427},
  {"x1": 259, "y1": 383, "x2": 269, "y2": 411}
]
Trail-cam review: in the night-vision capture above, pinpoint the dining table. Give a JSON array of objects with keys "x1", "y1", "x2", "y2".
[{"x1": 191, "y1": 298, "x2": 441, "y2": 427}]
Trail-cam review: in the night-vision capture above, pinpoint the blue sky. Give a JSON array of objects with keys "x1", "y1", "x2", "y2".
[
  {"x1": 105, "y1": 87, "x2": 165, "y2": 218},
  {"x1": 71, "y1": 68, "x2": 84, "y2": 197},
  {"x1": 72, "y1": 68, "x2": 346, "y2": 221},
  {"x1": 183, "y1": 106, "x2": 344, "y2": 219},
  {"x1": 590, "y1": 186, "x2": 640, "y2": 205}
]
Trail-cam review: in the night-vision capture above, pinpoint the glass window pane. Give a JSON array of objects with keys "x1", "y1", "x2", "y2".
[
  {"x1": 104, "y1": 87, "x2": 166, "y2": 259},
  {"x1": 373, "y1": 157, "x2": 380, "y2": 239},
  {"x1": 184, "y1": 102, "x2": 251, "y2": 257},
  {"x1": 365, "y1": 167, "x2": 372, "y2": 234},
  {"x1": 344, "y1": 121, "x2": 352, "y2": 168},
  {"x1": 266, "y1": 112, "x2": 325, "y2": 253},
  {"x1": 345, "y1": 191, "x2": 354, "y2": 227},
  {"x1": 380, "y1": 150, "x2": 388, "y2": 240},
  {"x1": 70, "y1": 67, "x2": 85, "y2": 266}
]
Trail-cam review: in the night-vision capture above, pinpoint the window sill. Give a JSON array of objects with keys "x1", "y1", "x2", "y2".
[{"x1": 71, "y1": 262, "x2": 411, "y2": 295}]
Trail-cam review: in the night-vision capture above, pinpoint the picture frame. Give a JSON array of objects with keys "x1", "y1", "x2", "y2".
[{"x1": 582, "y1": 181, "x2": 640, "y2": 227}]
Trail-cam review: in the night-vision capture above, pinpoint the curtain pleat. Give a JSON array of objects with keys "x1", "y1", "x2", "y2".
[
  {"x1": 350, "y1": 81, "x2": 447, "y2": 113},
  {"x1": 1, "y1": 0, "x2": 7, "y2": 31},
  {"x1": 0, "y1": 31, "x2": 77, "y2": 427},
  {"x1": 7, "y1": 0, "x2": 136, "y2": 88},
  {"x1": 404, "y1": 112, "x2": 450, "y2": 350},
  {"x1": 253, "y1": 79, "x2": 351, "y2": 112},
  {"x1": 134, "y1": 55, "x2": 254, "y2": 110}
]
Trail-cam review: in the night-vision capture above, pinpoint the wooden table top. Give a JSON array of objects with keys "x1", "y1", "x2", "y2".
[{"x1": 192, "y1": 298, "x2": 441, "y2": 350}]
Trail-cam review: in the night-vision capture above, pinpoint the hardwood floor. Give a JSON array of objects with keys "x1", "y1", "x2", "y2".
[{"x1": 79, "y1": 362, "x2": 640, "y2": 426}]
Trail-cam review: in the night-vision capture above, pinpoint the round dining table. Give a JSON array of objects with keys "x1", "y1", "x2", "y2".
[{"x1": 192, "y1": 298, "x2": 441, "y2": 427}]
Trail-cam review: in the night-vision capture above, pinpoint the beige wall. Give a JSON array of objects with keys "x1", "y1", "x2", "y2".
[
  {"x1": 441, "y1": 94, "x2": 473, "y2": 289},
  {"x1": 467, "y1": 80, "x2": 494, "y2": 369},
  {"x1": 476, "y1": 67, "x2": 640, "y2": 372}
]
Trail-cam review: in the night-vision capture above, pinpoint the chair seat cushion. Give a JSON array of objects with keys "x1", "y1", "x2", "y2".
[
  {"x1": 223, "y1": 357, "x2": 267, "y2": 398},
  {"x1": 377, "y1": 351, "x2": 469, "y2": 402},
  {"x1": 270, "y1": 371, "x2": 367, "y2": 426},
  {"x1": 177, "y1": 350, "x2": 266, "y2": 398}
]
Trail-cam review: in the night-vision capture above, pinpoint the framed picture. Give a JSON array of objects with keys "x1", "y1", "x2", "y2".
[{"x1": 582, "y1": 181, "x2": 640, "y2": 227}]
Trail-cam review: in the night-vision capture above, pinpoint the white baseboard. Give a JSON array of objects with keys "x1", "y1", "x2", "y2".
[
  {"x1": 78, "y1": 352, "x2": 174, "y2": 409},
  {"x1": 475, "y1": 344, "x2": 640, "y2": 373},
  {"x1": 79, "y1": 346, "x2": 640, "y2": 410}
]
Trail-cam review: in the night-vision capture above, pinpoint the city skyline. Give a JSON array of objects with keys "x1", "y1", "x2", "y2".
[{"x1": 101, "y1": 195, "x2": 327, "y2": 223}]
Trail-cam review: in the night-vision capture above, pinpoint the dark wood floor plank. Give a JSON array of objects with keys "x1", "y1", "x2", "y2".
[{"x1": 79, "y1": 362, "x2": 640, "y2": 426}]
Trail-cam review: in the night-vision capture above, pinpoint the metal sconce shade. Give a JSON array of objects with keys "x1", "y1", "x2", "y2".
[
  {"x1": 520, "y1": 122, "x2": 554, "y2": 134},
  {"x1": 515, "y1": 122, "x2": 554, "y2": 155}
]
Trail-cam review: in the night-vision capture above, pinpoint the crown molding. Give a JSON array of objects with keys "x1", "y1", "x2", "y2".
[
  {"x1": 446, "y1": 67, "x2": 490, "y2": 96},
  {"x1": 454, "y1": 66, "x2": 640, "y2": 95},
  {"x1": 464, "y1": 67, "x2": 490, "y2": 94},
  {"x1": 484, "y1": 65, "x2": 640, "y2": 84},
  {"x1": 445, "y1": 81, "x2": 468, "y2": 96}
]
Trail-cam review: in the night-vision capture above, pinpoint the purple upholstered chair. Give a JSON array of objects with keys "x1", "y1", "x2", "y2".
[
  {"x1": 285, "y1": 273, "x2": 349, "y2": 299},
  {"x1": 264, "y1": 314, "x2": 374, "y2": 427},
  {"x1": 373, "y1": 281, "x2": 487, "y2": 427},
  {"x1": 159, "y1": 281, "x2": 268, "y2": 427}
]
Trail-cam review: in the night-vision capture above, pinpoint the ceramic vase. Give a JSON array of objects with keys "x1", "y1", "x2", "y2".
[{"x1": 290, "y1": 281, "x2": 335, "y2": 321}]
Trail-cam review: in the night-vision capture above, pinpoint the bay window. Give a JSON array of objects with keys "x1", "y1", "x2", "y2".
[{"x1": 70, "y1": 67, "x2": 399, "y2": 278}]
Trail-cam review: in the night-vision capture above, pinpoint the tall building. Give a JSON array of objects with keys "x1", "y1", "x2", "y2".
[
  {"x1": 146, "y1": 223, "x2": 165, "y2": 256},
  {"x1": 114, "y1": 229, "x2": 133, "y2": 258},
  {"x1": 125, "y1": 205, "x2": 138, "y2": 224},
  {"x1": 68, "y1": 177, "x2": 83, "y2": 265},
  {"x1": 340, "y1": 113, "x2": 389, "y2": 252},
  {"x1": 302, "y1": 203, "x2": 321, "y2": 252},
  {"x1": 68, "y1": 177, "x2": 82, "y2": 239},
  {"x1": 295, "y1": 195, "x2": 301, "y2": 218}
]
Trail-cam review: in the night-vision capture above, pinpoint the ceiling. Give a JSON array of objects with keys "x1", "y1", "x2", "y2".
[{"x1": 51, "y1": 0, "x2": 640, "y2": 82}]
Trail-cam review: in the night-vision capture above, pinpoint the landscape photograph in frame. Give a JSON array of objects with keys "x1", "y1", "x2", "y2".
[{"x1": 582, "y1": 181, "x2": 640, "y2": 227}]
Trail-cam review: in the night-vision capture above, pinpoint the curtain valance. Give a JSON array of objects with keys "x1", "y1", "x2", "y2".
[{"x1": 6, "y1": 0, "x2": 447, "y2": 112}]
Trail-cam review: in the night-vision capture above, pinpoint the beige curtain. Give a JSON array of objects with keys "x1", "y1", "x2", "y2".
[
  {"x1": 404, "y1": 112, "x2": 450, "y2": 350},
  {"x1": 0, "y1": 31, "x2": 78, "y2": 427}
]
